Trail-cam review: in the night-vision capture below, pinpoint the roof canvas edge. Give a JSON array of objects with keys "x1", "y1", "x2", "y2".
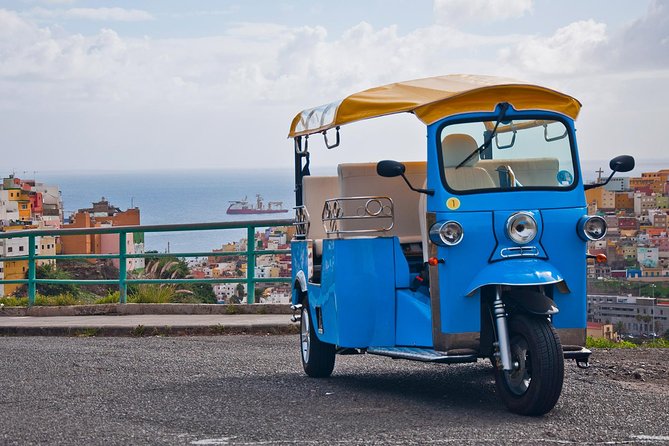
[{"x1": 288, "y1": 74, "x2": 581, "y2": 138}]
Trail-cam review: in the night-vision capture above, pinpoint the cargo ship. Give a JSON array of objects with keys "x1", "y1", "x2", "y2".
[{"x1": 226, "y1": 194, "x2": 289, "y2": 215}]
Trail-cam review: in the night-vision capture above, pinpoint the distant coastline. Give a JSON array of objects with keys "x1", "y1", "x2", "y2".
[{"x1": 35, "y1": 168, "x2": 295, "y2": 254}]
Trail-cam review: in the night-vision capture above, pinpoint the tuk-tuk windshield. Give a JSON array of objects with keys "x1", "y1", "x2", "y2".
[{"x1": 440, "y1": 119, "x2": 576, "y2": 192}]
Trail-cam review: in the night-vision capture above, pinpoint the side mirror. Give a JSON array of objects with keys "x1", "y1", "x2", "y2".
[
  {"x1": 584, "y1": 154, "x2": 635, "y2": 190},
  {"x1": 376, "y1": 160, "x2": 406, "y2": 178},
  {"x1": 375, "y1": 160, "x2": 434, "y2": 196},
  {"x1": 610, "y1": 155, "x2": 635, "y2": 173}
]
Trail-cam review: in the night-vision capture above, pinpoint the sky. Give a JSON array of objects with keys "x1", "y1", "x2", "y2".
[{"x1": 0, "y1": 0, "x2": 667, "y2": 173}]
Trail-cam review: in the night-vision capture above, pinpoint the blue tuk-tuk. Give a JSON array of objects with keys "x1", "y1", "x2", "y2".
[{"x1": 288, "y1": 75, "x2": 633, "y2": 415}]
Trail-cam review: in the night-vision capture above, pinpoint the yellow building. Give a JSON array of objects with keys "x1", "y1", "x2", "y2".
[
  {"x1": 2, "y1": 259, "x2": 28, "y2": 296},
  {"x1": 38, "y1": 235, "x2": 56, "y2": 267},
  {"x1": 7, "y1": 189, "x2": 32, "y2": 222},
  {"x1": 585, "y1": 187, "x2": 616, "y2": 210}
]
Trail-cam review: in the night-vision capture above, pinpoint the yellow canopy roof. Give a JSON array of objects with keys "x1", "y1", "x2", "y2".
[{"x1": 288, "y1": 74, "x2": 581, "y2": 138}]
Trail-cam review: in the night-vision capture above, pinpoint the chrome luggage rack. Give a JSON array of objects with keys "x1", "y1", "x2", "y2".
[
  {"x1": 293, "y1": 205, "x2": 310, "y2": 238},
  {"x1": 322, "y1": 196, "x2": 394, "y2": 237}
]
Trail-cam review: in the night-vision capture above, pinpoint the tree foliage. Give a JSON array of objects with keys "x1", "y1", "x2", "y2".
[{"x1": 36, "y1": 264, "x2": 80, "y2": 296}]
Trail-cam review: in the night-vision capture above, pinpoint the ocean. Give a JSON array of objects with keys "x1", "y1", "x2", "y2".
[
  {"x1": 34, "y1": 158, "x2": 667, "y2": 254},
  {"x1": 37, "y1": 169, "x2": 299, "y2": 254}
]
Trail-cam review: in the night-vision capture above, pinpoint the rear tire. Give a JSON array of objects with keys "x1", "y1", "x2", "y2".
[
  {"x1": 493, "y1": 314, "x2": 564, "y2": 416},
  {"x1": 300, "y1": 298, "x2": 335, "y2": 378}
]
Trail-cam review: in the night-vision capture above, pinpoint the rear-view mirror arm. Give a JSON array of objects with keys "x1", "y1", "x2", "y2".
[{"x1": 400, "y1": 174, "x2": 434, "y2": 196}]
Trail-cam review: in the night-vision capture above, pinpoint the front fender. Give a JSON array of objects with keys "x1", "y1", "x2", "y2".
[{"x1": 465, "y1": 258, "x2": 567, "y2": 296}]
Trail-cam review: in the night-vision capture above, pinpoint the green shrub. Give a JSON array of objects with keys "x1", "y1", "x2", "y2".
[
  {"x1": 35, "y1": 264, "x2": 81, "y2": 297},
  {"x1": 586, "y1": 336, "x2": 637, "y2": 349},
  {"x1": 128, "y1": 285, "x2": 175, "y2": 303},
  {"x1": 94, "y1": 292, "x2": 121, "y2": 304},
  {"x1": 34, "y1": 293, "x2": 81, "y2": 306},
  {"x1": 644, "y1": 338, "x2": 669, "y2": 348},
  {"x1": 0, "y1": 296, "x2": 28, "y2": 307}
]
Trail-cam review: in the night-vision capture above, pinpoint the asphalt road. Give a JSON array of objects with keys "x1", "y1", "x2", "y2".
[{"x1": 1, "y1": 336, "x2": 668, "y2": 445}]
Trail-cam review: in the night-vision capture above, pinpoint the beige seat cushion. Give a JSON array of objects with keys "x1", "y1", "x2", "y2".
[
  {"x1": 442, "y1": 134, "x2": 495, "y2": 190},
  {"x1": 337, "y1": 162, "x2": 426, "y2": 240},
  {"x1": 302, "y1": 176, "x2": 338, "y2": 254},
  {"x1": 477, "y1": 158, "x2": 559, "y2": 187}
]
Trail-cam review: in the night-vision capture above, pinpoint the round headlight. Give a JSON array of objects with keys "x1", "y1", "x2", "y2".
[
  {"x1": 506, "y1": 212, "x2": 537, "y2": 245},
  {"x1": 581, "y1": 215, "x2": 607, "y2": 241},
  {"x1": 429, "y1": 221, "x2": 464, "y2": 247}
]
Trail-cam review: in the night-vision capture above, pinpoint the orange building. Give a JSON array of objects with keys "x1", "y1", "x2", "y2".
[
  {"x1": 60, "y1": 199, "x2": 141, "y2": 257},
  {"x1": 630, "y1": 170, "x2": 669, "y2": 195},
  {"x1": 615, "y1": 192, "x2": 634, "y2": 211}
]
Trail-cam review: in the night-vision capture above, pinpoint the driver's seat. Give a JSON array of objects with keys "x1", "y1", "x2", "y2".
[{"x1": 442, "y1": 134, "x2": 495, "y2": 190}]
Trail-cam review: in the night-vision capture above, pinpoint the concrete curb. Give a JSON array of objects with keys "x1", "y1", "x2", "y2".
[
  {"x1": 0, "y1": 303, "x2": 291, "y2": 317},
  {"x1": 0, "y1": 323, "x2": 299, "y2": 337}
]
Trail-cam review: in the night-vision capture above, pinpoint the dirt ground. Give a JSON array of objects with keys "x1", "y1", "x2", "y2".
[{"x1": 581, "y1": 347, "x2": 669, "y2": 387}]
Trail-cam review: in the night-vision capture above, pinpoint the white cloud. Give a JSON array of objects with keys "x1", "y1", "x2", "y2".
[
  {"x1": 434, "y1": 0, "x2": 533, "y2": 26},
  {"x1": 29, "y1": 7, "x2": 154, "y2": 22},
  {"x1": 606, "y1": 0, "x2": 669, "y2": 69},
  {"x1": 498, "y1": 19, "x2": 608, "y2": 74},
  {"x1": 0, "y1": 4, "x2": 667, "y2": 170}
]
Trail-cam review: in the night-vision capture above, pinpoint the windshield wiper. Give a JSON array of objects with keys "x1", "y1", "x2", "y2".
[{"x1": 455, "y1": 102, "x2": 510, "y2": 169}]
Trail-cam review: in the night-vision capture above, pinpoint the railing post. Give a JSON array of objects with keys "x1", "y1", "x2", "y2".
[
  {"x1": 28, "y1": 235, "x2": 36, "y2": 306},
  {"x1": 119, "y1": 231, "x2": 127, "y2": 304},
  {"x1": 246, "y1": 225, "x2": 255, "y2": 304}
]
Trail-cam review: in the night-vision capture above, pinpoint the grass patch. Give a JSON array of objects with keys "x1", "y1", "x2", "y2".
[
  {"x1": 225, "y1": 305, "x2": 241, "y2": 314},
  {"x1": 1, "y1": 294, "x2": 81, "y2": 306},
  {"x1": 586, "y1": 336, "x2": 637, "y2": 349},
  {"x1": 34, "y1": 293, "x2": 81, "y2": 306},
  {"x1": 131, "y1": 325, "x2": 146, "y2": 337},
  {"x1": 644, "y1": 338, "x2": 669, "y2": 348},
  {"x1": 586, "y1": 336, "x2": 669, "y2": 348},
  {"x1": 128, "y1": 285, "x2": 175, "y2": 304},
  {"x1": 76, "y1": 328, "x2": 100, "y2": 337},
  {"x1": 94, "y1": 292, "x2": 121, "y2": 304},
  {"x1": 0, "y1": 296, "x2": 28, "y2": 307}
]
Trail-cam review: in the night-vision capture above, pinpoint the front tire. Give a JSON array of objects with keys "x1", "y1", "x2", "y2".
[
  {"x1": 300, "y1": 298, "x2": 335, "y2": 377},
  {"x1": 493, "y1": 314, "x2": 564, "y2": 416}
]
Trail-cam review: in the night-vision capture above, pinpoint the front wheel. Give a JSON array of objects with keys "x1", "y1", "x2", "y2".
[
  {"x1": 300, "y1": 298, "x2": 335, "y2": 377},
  {"x1": 493, "y1": 314, "x2": 564, "y2": 416}
]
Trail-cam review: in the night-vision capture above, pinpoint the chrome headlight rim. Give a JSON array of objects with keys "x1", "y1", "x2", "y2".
[
  {"x1": 505, "y1": 211, "x2": 538, "y2": 245},
  {"x1": 579, "y1": 215, "x2": 607, "y2": 241},
  {"x1": 429, "y1": 220, "x2": 464, "y2": 247}
]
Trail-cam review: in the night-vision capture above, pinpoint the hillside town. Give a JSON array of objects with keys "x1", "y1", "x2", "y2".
[
  {"x1": 0, "y1": 173, "x2": 293, "y2": 303},
  {"x1": 0, "y1": 174, "x2": 143, "y2": 296},
  {"x1": 585, "y1": 168, "x2": 669, "y2": 339},
  {"x1": 187, "y1": 226, "x2": 293, "y2": 304}
]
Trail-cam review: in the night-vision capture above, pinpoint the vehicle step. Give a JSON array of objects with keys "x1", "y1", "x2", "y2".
[
  {"x1": 366, "y1": 347, "x2": 478, "y2": 364},
  {"x1": 563, "y1": 346, "x2": 591, "y2": 369}
]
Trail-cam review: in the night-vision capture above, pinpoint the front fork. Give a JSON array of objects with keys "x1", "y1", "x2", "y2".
[{"x1": 492, "y1": 285, "x2": 517, "y2": 371}]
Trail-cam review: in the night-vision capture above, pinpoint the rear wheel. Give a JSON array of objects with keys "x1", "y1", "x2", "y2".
[
  {"x1": 300, "y1": 298, "x2": 335, "y2": 377},
  {"x1": 493, "y1": 314, "x2": 564, "y2": 416}
]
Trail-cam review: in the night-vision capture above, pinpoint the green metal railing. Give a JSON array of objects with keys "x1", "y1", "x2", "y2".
[{"x1": 0, "y1": 218, "x2": 294, "y2": 305}]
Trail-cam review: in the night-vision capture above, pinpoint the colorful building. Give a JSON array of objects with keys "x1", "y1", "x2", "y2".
[{"x1": 60, "y1": 198, "x2": 143, "y2": 271}]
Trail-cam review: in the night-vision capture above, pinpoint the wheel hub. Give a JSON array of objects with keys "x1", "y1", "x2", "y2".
[
  {"x1": 300, "y1": 307, "x2": 310, "y2": 363},
  {"x1": 504, "y1": 335, "x2": 531, "y2": 396}
]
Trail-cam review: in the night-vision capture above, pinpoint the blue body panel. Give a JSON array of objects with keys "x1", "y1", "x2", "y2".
[
  {"x1": 291, "y1": 240, "x2": 309, "y2": 304},
  {"x1": 393, "y1": 238, "x2": 411, "y2": 289},
  {"x1": 540, "y1": 208, "x2": 588, "y2": 331},
  {"x1": 291, "y1": 238, "x2": 397, "y2": 347},
  {"x1": 396, "y1": 289, "x2": 432, "y2": 346}
]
